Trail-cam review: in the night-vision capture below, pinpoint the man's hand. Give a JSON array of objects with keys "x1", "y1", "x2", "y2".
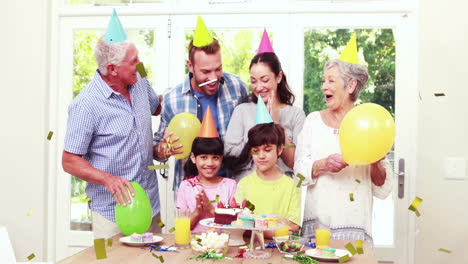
[
  {"x1": 155, "y1": 131, "x2": 184, "y2": 160},
  {"x1": 103, "y1": 174, "x2": 134, "y2": 206}
]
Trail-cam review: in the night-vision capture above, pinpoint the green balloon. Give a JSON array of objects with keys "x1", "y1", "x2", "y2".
[{"x1": 115, "y1": 181, "x2": 152, "y2": 235}]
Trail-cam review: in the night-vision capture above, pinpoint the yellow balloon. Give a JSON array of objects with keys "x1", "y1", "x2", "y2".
[
  {"x1": 339, "y1": 103, "x2": 395, "y2": 165},
  {"x1": 167, "y1": 113, "x2": 201, "y2": 159}
]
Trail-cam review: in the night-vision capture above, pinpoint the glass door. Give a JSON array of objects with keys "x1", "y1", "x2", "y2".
[
  {"x1": 163, "y1": 12, "x2": 292, "y2": 233},
  {"x1": 55, "y1": 15, "x2": 170, "y2": 260},
  {"x1": 290, "y1": 13, "x2": 418, "y2": 263}
]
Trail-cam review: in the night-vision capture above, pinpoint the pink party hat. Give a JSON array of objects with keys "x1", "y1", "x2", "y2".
[{"x1": 257, "y1": 29, "x2": 274, "y2": 54}]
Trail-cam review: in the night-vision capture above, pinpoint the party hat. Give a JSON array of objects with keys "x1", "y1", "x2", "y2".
[
  {"x1": 104, "y1": 9, "x2": 127, "y2": 43},
  {"x1": 255, "y1": 96, "x2": 274, "y2": 124},
  {"x1": 193, "y1": 15, "x2": 214, "y2": 47},
  {"x1": 198, "y1": 106, "x2": 219, "y2": 138},
  {"x1": 257, "y1": 29, "x2": 274, "y2": 54},
  {"x1": 338, "y1": 32, "x2": 358, "y2": 64}
]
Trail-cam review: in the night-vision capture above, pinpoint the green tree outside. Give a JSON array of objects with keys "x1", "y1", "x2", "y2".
[{"x1": 303, "y1": 29, "x2": 395, "y2": 116}]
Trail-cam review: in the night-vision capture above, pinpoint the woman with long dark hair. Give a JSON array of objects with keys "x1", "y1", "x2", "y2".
[{"x1": 225, "y1": 48, "x2": 305, "y2": 181}]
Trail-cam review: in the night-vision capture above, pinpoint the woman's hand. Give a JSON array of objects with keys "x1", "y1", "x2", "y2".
[
  {"x1": 370, "y1": 156, "x2": 387, "y2": 186},
  {"x1": 267, "y1": 90, "x2": 280, "y2": 124},
  {"x1": 324, "y1": 154, "x2": 348, "y2": 173}
]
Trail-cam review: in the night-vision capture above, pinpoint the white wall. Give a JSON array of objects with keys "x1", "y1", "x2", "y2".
[
  {"x1": 417, "y1": 0, "x2": 468, "y2": 263},
  {"x1": 0, "y1": 0, "x2": 49, "y2": 262}
]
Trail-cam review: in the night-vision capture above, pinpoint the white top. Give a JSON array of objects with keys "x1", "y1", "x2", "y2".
[
  {"x1": 294, "y1": 111, "x2": 393, "y2": 245},
  {"x1": 224, "y1": 102, "x2": 306, "y2": 181}
]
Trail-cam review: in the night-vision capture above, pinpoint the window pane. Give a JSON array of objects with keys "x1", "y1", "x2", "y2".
[
  {"x1": 70, "y1": 29, "x2": 157, "y2": 231},
  {"x1": 303, "y1": 28, "x2": 395, "y2": 246},
  {"x1": 185, "y1": 28, "x2": 266, "y2": 88}
]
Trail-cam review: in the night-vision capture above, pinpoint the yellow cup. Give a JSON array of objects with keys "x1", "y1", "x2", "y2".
[
  {"x1": 315, "y1": 229, "x2": 330, "y2": 249},
  {"x1": 175, "y1": 211, "x2": 191, "y2": 248}
]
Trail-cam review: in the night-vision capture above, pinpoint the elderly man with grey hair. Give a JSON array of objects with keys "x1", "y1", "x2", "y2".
[{"x1": 62, "y1": 37, "x2": 163, "y2": 239}]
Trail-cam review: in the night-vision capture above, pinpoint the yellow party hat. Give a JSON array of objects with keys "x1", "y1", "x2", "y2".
[
  {"x1": 193, "y1": 15, "x2": 214, "y2": 47},
  {"x1": 338, "y1": 33, "x2": 358, "y2": 64}
]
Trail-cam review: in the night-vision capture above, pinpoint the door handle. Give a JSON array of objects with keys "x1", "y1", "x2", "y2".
[{"x1": 398, "y1": 158, "x2": 405, "y2": 198}]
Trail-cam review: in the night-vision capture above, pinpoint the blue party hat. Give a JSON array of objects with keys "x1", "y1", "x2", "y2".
[
  {"x1": 255, "y1": 95, "x2": 274, "y2": 124},
  {"x1": 104, "y1": 9, "x2": 127, "y2": 43}
]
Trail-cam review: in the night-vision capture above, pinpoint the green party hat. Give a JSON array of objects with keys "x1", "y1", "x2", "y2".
[{"x1": 193, "y1": 15, "x2": 214, "y2": 47}]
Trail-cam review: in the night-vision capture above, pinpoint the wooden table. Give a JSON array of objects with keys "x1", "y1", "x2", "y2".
[{"x1": 58, "y1": 234, "x2": 378, "y2": 264}]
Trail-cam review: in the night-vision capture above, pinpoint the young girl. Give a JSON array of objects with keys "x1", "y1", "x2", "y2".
[
  {"x1": 176, "y1": 137, "x2": 237, "y2": 232},
  {"x1": 235, "y1": 123, "x2": 301, "y2": 238}
]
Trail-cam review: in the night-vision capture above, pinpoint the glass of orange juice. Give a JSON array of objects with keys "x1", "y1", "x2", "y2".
[
  {"x1": 274, "y1": 218, "x2": 289, "y2": 237},
  {"x1": 315, "y1": 221, "x2": 330, "y2": 249},
  {"x1": 175, "y1": 209, "x2": 191, "y2": 249}
]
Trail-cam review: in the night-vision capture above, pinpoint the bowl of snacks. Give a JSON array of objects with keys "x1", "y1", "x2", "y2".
[
  {"x1": 190, "y1": 231, "x2": 230, "y2": 255},
  {"x1": 273, "y1": 235, "x2": 308, "y2": 254}
]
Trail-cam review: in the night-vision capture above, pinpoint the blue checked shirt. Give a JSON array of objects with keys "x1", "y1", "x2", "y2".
[
  {"x1": 154, "y1": 73, "x2": 249, "y2": 191},
  {"x1": 64, "y1": 71, "x2": 160, "y2": 222}
]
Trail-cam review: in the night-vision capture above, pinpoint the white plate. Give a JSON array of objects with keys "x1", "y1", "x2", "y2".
[
  {"x1": 305, "y1": 248, "x2": 352, "y2": 262},
  {"x1": 199, "y1": 218, "x2": 239, "y2": 229},
  {"x1": 119, "y1": 235, "x2": 164, "y2": 247}
]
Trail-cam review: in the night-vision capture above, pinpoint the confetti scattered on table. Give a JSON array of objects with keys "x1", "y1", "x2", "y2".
[
  {"x1": 356, "y1": 240, "x2": 363, "y2": 254},
  {"x1": 283, "y1": 144, "x2": 295, "y2": 149},
  {"x1": 136, "y1": 62, "x2": 148, "y2": 78},
  {"x1": 27, "y1": 253, "x2": 35, "y2": 260},
  {"x1": 355, "y1": 179, "x2": 361, "y2": 184},
  {"x1": 47, "y1": 131, "x2": 54, "y2": 141},
  {"x1": 408, "y1": 196, "x2": 423, "y2": 217},
  {"x1": 152, "y1": 253, "x2": 165, "y2": 263},
  {"x1": 27, "y1": 209, "x2": 33, "y2": 216},
  {"x1": 296, "y1": 173, "x2": 305, "y2": 188},
  {"x1": 156, "y1": 218, "x2": 165, "y2": 228},
  {"x1": 169, "y1": 227, "x2": 175, "y2": 233},
  {"x1": 93, "y1": 238, "x2": 107, "y2": 260},
  {"x1": 349, "y1": 193, "x2": 354, "y2": 202},
  {"x1": 438, "y1": 248, "x2": 452, "y2": 253},
  {"x1": 245, "y1": 200, "x2": 255, "y2": 211},
  {"x1": 148, "y1": 164, "x2": 170, "y2": 170},
  {"x1": 107, "y1": 238, "x2": 112, "y2": 248},
  {"x1": 345, "y1": 242, "x2": 357, "y2": 255},
  {"x1": 338, "y1": 254, "x2": 350, "y2": 263}
]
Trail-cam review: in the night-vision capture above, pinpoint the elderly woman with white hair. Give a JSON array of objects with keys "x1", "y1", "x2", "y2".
[{"x1": 294, "y1": 58, "x2": 393, "y2": 246}]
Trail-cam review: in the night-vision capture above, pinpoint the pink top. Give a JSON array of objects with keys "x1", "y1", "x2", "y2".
[{"x1": 176, "y1": 176, "x2": 237, "y2": 232}]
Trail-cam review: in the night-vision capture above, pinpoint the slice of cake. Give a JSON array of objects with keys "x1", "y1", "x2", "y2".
[
  {"x1": 213, "y1": 200, "x2": 241, "y2": 225},
  {"x1": 130, "y1": 233, "x2": 143, "y2": 242},
  {"x1": 141, "y1": 232, "x2": 153, "y2": 243}
]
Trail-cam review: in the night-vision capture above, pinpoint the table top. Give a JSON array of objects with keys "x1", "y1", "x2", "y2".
[{"x1": 58, "y1": 233, "x2": 378, "y2": 264}]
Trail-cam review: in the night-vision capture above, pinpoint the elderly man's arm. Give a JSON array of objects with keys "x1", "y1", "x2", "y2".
[{"x1": 62, "y1": 151, "x2": 134, "y2": 206}]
